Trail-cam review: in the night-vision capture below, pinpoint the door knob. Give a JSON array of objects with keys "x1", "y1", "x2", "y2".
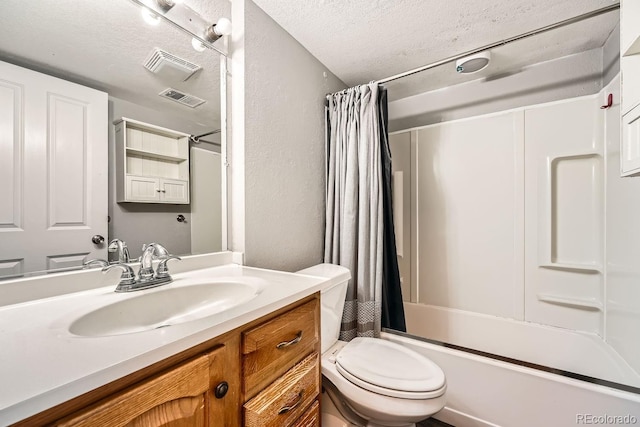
[{"x1": 91, "y1": 235, "x2": 105, "y2": 245}]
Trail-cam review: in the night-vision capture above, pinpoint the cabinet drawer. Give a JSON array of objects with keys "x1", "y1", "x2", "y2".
[
  {"x1": 243, "y1": 353, "x2": 319, "y2": 427},
  {"x1": 291, "y1": 399, "x2": 320, "y2": 427},
  {"x1": 242, "y1": 299, "x2": 319, "y2": 398}
]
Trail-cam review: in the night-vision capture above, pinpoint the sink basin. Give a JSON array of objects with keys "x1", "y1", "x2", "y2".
[{"x1": 69, "y1": 281, "x2": 262, "y2": 337}]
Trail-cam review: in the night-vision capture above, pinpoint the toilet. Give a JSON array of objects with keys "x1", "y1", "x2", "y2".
[{"x1": 298, "y1": 264, "x2": 446, "y2": 427}]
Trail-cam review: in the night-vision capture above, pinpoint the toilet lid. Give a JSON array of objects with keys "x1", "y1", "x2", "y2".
[{"x1": 335, "y1": 337, "x2": 445, "y2": 399}]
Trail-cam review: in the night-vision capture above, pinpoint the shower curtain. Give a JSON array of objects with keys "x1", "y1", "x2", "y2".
[{"x1": 324, "y1": 83, "x2": 406, "y2": 340}]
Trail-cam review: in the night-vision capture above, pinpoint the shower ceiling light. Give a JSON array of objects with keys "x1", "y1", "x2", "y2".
[{"x1": 455, "y1": 51, "x2": 491, "y2": 74}]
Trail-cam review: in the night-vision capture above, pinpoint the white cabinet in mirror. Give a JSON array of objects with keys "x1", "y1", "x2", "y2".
[{"x1": 115, "y1": 118, "x2": 190, "y2": 204}]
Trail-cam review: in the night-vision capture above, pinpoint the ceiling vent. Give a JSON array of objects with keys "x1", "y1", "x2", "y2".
[
  {"x1": 143, "y1": 48, "x2": 202, "y2": 81},
  {"x1": 159, "y1": 88, "x2": 206, "y2": 108}
]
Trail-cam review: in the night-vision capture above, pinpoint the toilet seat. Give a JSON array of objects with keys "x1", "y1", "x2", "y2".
[{"x1": 335, "y1": 337, "x2": 446, "y2": 400}]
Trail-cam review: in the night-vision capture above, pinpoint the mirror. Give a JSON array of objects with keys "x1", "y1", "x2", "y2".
[{"x1": 0, "y1": 0, "x2": 229, "y2": 279}]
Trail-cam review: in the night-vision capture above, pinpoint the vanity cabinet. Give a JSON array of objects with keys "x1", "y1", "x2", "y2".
[
  {"x1": 620, "y1": 0, "x2": 640, "y2": 176},
  {"x1": 14, "y1": 294, "x2": 320, "y2": 427},
  {"x1": 242, "y1": 299, "x2": 320, "y2": 427},
  {"x1": 115, "y1": 118, "x2": 190, "y2": 204}
]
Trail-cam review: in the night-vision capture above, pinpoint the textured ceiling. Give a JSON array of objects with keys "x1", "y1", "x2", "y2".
[
  {"x1": 0, "y1": 0, "x2": 230, "y2": 131},
  {"x1": 253, "y1": 0, "x2": 619, "y2": 100}
]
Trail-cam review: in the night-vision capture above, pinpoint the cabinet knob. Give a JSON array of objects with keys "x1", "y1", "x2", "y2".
[{"x1": 214, "y1": 381, "x2": 229, "y2": 399}]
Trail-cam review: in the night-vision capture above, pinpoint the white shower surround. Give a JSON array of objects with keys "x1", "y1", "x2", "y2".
[{"x1": 392, "y1": 75, "x2": 640, "y2": 388}]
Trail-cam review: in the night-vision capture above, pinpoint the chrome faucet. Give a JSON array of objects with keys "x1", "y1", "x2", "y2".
[
  {"x1": 108, "y1": 239, "x2": 130, "y2": 264},
  {"x1": 139, "y1": 243, "x2": 170, "y2": 282},
  {"x1": 103, "y1": 243, "x2": 181, "y2": 292}
]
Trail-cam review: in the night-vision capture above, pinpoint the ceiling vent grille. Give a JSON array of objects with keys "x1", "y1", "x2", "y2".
[
  {"x1": 159, "y1": 88, "x2": 206, "y2": 108},
  {"x1": 143, "y1": 48, "x2": 202, "y2": 81}
]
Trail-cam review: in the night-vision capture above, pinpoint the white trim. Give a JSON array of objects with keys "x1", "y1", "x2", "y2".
[{"x1": 389, "y1": 92, "x2": 601, "y2": 135}]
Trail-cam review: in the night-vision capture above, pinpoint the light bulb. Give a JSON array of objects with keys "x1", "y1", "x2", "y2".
[
  {"x1": 141, "y1": 8, "x2": 161, "y2": 26},
  {"x1": 214, "y1": 17, "x2": 232, "y2": 36},
  {"x1": 191, "y1": 37, "x2": 207, "y2": 52}
]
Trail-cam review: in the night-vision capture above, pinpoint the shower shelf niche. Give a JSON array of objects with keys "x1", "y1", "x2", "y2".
[{"x1": 537, "y1": 293, "x2": 603, "y2": 311}]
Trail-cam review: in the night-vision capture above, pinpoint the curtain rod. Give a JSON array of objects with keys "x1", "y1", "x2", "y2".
[
  {"x1": 376, "y1": 3, "x2": 619, "y2": 85},
  {"x1": 189, "y1": 130, "x2": 221, "y2": 146}
]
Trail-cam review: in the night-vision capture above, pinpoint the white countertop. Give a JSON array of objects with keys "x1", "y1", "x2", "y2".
[{"x1": 0, "y1": 256, "x2": 328, "y2": 425}]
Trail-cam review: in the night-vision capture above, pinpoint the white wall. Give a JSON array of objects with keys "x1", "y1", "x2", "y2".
[
  {"x1": 603, "y1": 22, "x2": 621, "y2": 86},
  {"x1": 605, "y1": 76, "x2": 640, "y2": 374},
  {"x1": 389, "y1": 48, "x2": 604, "y2": 132},
  {"x1": 229, "y1": 0, "x2": 346, "y2": 271}
]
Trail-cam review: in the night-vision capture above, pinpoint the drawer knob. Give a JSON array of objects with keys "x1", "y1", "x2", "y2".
[
  {"x1": 276, "y1": 331, "x2": 303, "y2": 349},
  {"x1": 214, "y1": 381, "x2": 229, "y2": 399},
  {"x1": 278, "y1": 391, "x2": 304, "y2": 415}
]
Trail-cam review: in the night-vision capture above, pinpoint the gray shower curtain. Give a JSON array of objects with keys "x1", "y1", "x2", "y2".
[{"x1": 324, "y1": 83, "x2": 405, "y2": 340}]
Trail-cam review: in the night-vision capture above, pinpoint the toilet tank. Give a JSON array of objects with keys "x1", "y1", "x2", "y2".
[{"x1": 297, "y1": 263, "x2": 350, "y2": 353}]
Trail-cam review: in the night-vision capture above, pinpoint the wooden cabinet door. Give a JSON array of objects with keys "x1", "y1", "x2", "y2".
[{"x1": 56, "y1": 350, "x2": 217, "y2": 427}]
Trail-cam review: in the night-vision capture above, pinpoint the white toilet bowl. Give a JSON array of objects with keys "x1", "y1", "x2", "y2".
[
  {"x1": 322, "y1": 339, "x2": 446, "y2": 427},
  {"x1": 297, "y1": 264, "x2": 447, "y2": 427}
]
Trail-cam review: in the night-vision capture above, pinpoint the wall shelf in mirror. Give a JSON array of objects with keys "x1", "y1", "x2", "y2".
[{"x1": 115, "y1": 117, "x2": 190, "y2": 204}]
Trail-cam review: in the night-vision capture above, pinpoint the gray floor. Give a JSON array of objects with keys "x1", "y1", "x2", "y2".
[{"x1": 418, "y1": 418, "x2": 454, "y2": 427}]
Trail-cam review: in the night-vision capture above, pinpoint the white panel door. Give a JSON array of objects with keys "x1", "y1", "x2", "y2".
[{"x1": 0, "y1": 60, "x2": 107, "y2": 277}]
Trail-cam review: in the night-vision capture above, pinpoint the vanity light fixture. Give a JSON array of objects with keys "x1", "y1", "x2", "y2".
[
  {"x1": 203, "y1": 17, "x2": 232, "y2": 43},
  {"x1": 191, "y1": 38, "x2": 207, "y2": 52},
  {"x1": 129, "y1": 0, "x2": 230, "y2": 56},
  {"x1": 155, "y1": 0, "x2": 184, "y2": 12}
]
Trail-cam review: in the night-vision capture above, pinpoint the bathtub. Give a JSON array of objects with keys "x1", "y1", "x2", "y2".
[
  {"x1": 382, "y1": 329, "x2": 640, "y2": 427},
  {"x1": 402, "y1": 302, "x2": 640, "y2": 388}
]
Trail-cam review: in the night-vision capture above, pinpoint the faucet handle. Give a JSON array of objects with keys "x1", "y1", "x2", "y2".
[
  {"x1": 83, "y1": 259, "x2": 108, "y2": 269},
  {"x1": 102, "y1": 264, "x2": 137, "y2": 291},
  {"x1": 156, "y1": 255, "x2": 182, "y2": 279}
]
